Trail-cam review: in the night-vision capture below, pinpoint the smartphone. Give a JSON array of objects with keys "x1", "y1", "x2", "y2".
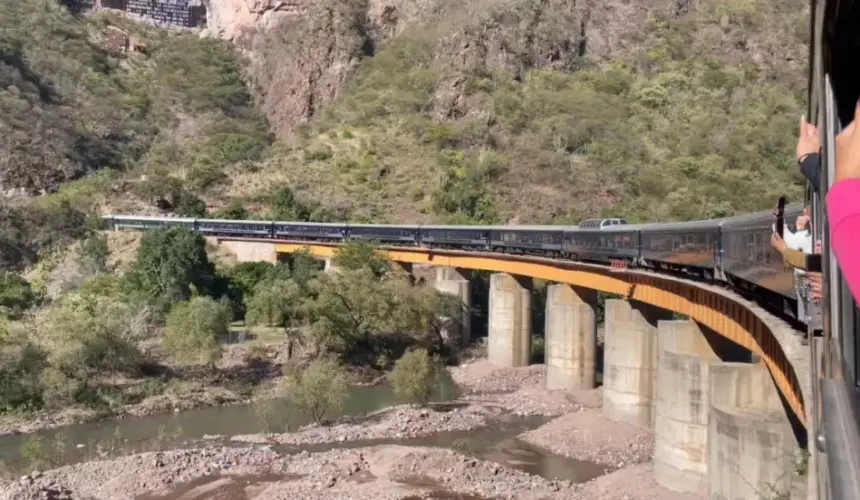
[
  {"x1": 807, "y1": 254, "x2": 822, "y2": 273},
  {"x1": 775, "y1": 196, "x2": 787, "y2": 238}
]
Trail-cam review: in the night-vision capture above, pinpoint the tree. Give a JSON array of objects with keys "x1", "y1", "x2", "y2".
[
  {"x1": 0, "y1": 322, "x2": 48, "y2": 411},
  {"x1": 332, "y1": 240, "x2": 389, "y2": 278},
  {"x1": 267, "y1": 185, "x2": 312, "y2": 221},
  {"x1": 286, "y1": 250, "x2": 321, "y2": 288},
  {"x1": 77, "y1": 232, "x2": 110, "y2": 275},
  {"x1": 283, "y1": 357, "x2": 349, "y2": 424},
  {"x1": 174, "y1": 192, "x2": 207, "y2": 217},
  {"x1": 390, "y1": 348, "x2": 449, "y2": 406},
  {"x1": 0, "y1": 272, "x2": 35, "y2": 320},
  {"x1": 388, "y1": 279, "x2": 469, "y2": 351},
  {"x1": 127, "y1": 228, "x2": 215, "y2": 302},
  {"x1": 224, "y1": 261, "x2": 291, "y2": 319},
  {"x1": 308, "y1": 268, "x2": 399, "y2": 353},
  {"x1": 245, "y1": 278, "x2": 306, "y2": 358},
  {"x1": 214, "y1": 201, "x2": 249, "y2": 220},
  {"x1": 164, "y1": 296, "x2": 230, "y2": 367},
  {"x1": 38, "y1": 292, "x2": 146, "y2": 406},
  {"x1": 229, "y1": 262, "x2": 291, "y2": 297}
]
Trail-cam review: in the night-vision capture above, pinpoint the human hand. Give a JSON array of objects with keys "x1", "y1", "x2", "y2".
[
  {"x1": 797, "y1": 115, "x2": 820, "y2": 161},
  {"x1": 771, "y1": 232, "x2": 787, "y2": 253},
  {"x1": 809, "y1": 272, "x2": 824, "y2": 302}
]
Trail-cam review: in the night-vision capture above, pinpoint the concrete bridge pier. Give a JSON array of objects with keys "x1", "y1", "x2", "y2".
[
  {"x1": 653, "y1": 320, "x2": 720, "y2": 495},
  {"x1": 544, "y1": 284, "x2": 597, "y2": 391},
  {"x1": 708, "y1": 363, "x2": 798, "y2": 500},
  {"x1": 488, "y1": 273, "x2": 532, "y2": 367},
  {"x1": 324, "y1": 258, "x2": 337, "y2": 273},
  {"x1": 390, "y1": 261, "x2": 415, "y2": 283},
  {"x1": 603, "y1": 299, "x2": 673, "y2": 429},
  {"x1": 434, "y1": 267, "x2": 472, "y2": 347}
]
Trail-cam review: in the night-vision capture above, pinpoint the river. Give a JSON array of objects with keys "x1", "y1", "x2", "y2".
[{"x1": 0, "y1": 381, "x2": 606, "y2": 486}]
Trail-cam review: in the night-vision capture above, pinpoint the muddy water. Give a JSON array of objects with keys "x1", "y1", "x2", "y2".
[
  {"x1": 286, "y1": 414, "x2": 606, "y2": 483},
  {"x1": 131, "y1": 416, "x2": 605, "y2": 500},
  {"x1": 0, "y1": 382, "x2": 606, "y2": 493},
  {"x1": 0, "y1": 382, "x2": 457, "y2": 470}
]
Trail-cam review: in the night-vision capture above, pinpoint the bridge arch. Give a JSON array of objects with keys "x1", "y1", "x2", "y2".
[{"x1": 273, "y1": 241, "x2": 808, "y2": 429}]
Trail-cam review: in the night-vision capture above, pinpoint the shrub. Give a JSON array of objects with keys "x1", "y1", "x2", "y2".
[
  {"x1": 164, "y1": 296, "x2": 231, "y2": 366},
  {"x1": 0, "y1": 272, "x2": 35, "y2": 320},
  {"x1": 127, "y1": 227, "x2": 215, "y2": 301},
  {"x1": 390, "y1": 348, "x2": 448, "y2": 406},
  {"x1": 283, "y1": 357, "x2": 349, "y2": 424}
]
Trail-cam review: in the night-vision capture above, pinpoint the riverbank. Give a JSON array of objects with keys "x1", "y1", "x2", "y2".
[
  {"x1": 0, "y1": 339, "x2": 392, "y2": 438},
  {"x1": 0, "y1": 360, "x2": 703, "y2": 500}
]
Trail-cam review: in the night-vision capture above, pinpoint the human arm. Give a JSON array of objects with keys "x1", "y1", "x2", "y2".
[
  {"x1": 771, "y1": 233, "x2": 809, "y2": 270},
  {"x1": 828, "y1": 106, "x2": 860, "y2": 303},
  {"x1": 797, "y1": 116, "x2": 821, "y2": 194},
  {"x1": 799, "y1": 153, "x2": 821, "y2": 194}
]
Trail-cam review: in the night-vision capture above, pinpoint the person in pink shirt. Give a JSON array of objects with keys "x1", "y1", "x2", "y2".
[{"x1": 826, "y1": 104, "x2": 860, "y2": 304}]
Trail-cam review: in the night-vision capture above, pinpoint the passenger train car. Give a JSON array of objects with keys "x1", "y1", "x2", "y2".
[{"x1": 103, "y1": 210, "x2": 807, "y2": 322}]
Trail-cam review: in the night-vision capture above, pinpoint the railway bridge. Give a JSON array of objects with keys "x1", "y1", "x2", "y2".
[{"x1": 211, "y1": 236, "x2": 812, "y2": 499}]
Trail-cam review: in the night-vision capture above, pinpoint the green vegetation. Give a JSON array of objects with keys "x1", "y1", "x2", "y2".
[
  {"x1": 0, "y1": 230, "x2": 468, "y2": 427},
  {"x1": 126, "y1": 227, "x2": 215, "y2": 302},
  {"x1": 0, "y1": 0, "x2": 268, "y2": 195},
  {"x1": 282, "y1": 357, "x2": 349, "y2": 424},
  {"x1": 0, "y1": 0, "x2": 269, "y2": 258},
  {"x1": 390, "y1": 348, "x2": 451, "y2": 405},
  {"x1": 164, "y1": 296, "x2": 231, "y2": 367},
  {"x1": 0, "y1": 272, "x2": 35, "y2": 320},
  {"x1": 230, "y1": 0, "x2": 808, "y2": 224}
]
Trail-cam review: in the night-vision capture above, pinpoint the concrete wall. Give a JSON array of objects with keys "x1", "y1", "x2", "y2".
[
  {"x1": 488, "y1": 273, "x2": 531, "y2": 367},
  {"x1": 707, "y1": 363, "x2": 798, "y2": 500},
  {"x1": 434, "y1": 267, "x2": 472, "y2": 347},
  {"x1": 217, "y1": 240, "x2": 277, "y2": 263},
  {"x1": 653, "y1": 320, "x2": 719, "y2": 495},
  {"x1": 603, "y1": 299, "x2": 672, "y2": 429},
  {"x1": 324, "y1": 258, "x2": 337, "y2": 273},
  {"x1": 544, "y1": 284, "x2": 597, "y2": 391}
]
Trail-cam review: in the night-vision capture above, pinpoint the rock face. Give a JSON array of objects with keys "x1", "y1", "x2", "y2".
[
  {"x1": 204, "y1": 0, "x2": 440, "y2": 137},
  {"x1": 200, "y1": 0, "x2": 806, "y2": 138},
  {"x1": 203, "y1": 0, "x2": 308, "y2": 41}
]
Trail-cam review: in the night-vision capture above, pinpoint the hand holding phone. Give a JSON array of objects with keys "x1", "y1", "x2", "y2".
[{"x1": 773, "y1": 196, "x2": 786, "y2": 238}]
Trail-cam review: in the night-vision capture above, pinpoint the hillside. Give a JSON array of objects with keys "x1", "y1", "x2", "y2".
[
  {"x1": 1, "y1": 0, "x2": 810, "y2": 234},
  {"x1": 228, "y1": 0, "x2": 810, "y2": 224},
  {"x1": 0, "y1": 0, "x2": 268, "y2": 269}
]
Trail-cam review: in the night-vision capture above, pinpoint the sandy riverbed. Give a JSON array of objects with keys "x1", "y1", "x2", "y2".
[{"x1": 1, "y1": 360, "x2": 702, "y2": 500}]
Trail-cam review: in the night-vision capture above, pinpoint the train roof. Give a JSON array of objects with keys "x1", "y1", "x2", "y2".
[
  {"x1": 106, "y1": 214, "x2": 197, "y2": 223},
  {"x1": 720, "y1": 204, "x2": 804, "y2": 227},
  {"x1": 273, "y1": 221, "x2": 346, "y2": 227},
  {"x1": 347, "y1": 223, "x2": 420, "y2": 228},
  {"x1": 484, "y1": 225, "x2": 574, "y2": 231},
  {"x1": 632, "y1": 218, "x2": 726, "y2": 231},
  {"x1": 197, "y1": 218, "x2": 271, "y2": 224}
]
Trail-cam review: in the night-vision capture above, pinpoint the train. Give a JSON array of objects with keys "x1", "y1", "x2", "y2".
[{"x1": 102, "y1": 205, "x2": 807, "y2": 322}]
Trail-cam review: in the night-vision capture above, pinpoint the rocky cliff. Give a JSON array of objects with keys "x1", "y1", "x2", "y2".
[
  {"x1": 1, "y1": 0, "x2": 810, "y2": 225},
  {"x1": 200, "y1": 0, "x2": 807, "y2": 139}
]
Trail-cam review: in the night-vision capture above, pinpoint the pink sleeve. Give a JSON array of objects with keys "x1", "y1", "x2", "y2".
[{"x1": 827, "y1": 179, "x2": 860, "y2": 304}]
